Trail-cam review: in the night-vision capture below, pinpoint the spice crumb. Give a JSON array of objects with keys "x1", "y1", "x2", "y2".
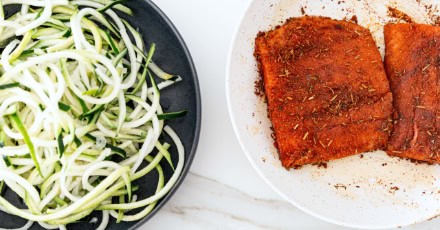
[
  {"x1": 334, "y1": 183, "x2": 347, "y2": 190},
  {"x1": 317, "y1": 162, "x2": 328, "y2": 168},
  {"x1": 327, "y1": 139, "x2": 333, "y2": 147},
  {"x1": 301, "y1": 7, "x2": 306, "y2": 15},
  {"x1": 389, "y1": 186, "x2": 400, "y2": 194},
  {"x1": 303, "y1": 132, "x2": 309, "y2": 140}
]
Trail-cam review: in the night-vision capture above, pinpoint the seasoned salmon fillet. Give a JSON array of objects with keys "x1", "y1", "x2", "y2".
[
  {"x1": 255, "y1": 16, "x2": 393, "y2": 168},
  {"x1": 385, "y1": 23, "x2": 440, "y2": 163}
]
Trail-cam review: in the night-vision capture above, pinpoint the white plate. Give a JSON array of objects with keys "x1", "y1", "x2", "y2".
[{"x1": 226, "y1": 0, "x2": 440, "y2": 229}]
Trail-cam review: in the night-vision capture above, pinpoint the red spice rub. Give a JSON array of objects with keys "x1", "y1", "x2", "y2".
[
  {"x1": 385, "y1": 23, "x2": 440, "y2": 163},
  {"x1": 255, "y1": 16, "x2": 392, "y2": 168}
]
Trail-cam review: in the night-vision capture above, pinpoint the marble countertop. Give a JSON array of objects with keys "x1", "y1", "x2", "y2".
[{"x1": 142, "y1": 0, "x2": 440, "y2": 229}]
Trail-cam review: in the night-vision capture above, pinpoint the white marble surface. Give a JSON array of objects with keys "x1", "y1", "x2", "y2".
[{"x1": 142, "y1": 0, "x2": 440, "y2": 229}]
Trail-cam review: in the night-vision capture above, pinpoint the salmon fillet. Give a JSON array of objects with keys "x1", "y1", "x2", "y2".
[
  {"x1": 385, "y1": 23, "x2": 440, "y2": 163},
  {"x1": 255, "y1": 16, "x2": 393, "y2": 168}
]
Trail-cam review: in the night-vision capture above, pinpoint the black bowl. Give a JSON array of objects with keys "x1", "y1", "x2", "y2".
[{"x1": 0, "y1": 0, "x2": 201, "y2": 229}]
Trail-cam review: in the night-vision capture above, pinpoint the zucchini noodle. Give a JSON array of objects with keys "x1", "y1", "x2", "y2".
[{"x1": 0, "y1": 0, "x2": 187, "y2": 229}]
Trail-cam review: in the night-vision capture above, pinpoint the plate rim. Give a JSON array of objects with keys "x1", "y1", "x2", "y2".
[
  {"x1": 129, "y1": 0, "x2": 202, "y2": 229},
  {"x1": 225, "y1": 0, "x2": 437, "y2": 229}
]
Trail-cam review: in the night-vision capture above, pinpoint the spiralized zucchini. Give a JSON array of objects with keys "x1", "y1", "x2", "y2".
[{"x1": 0, "y1": 0, "x2": 186, "y2": 229}]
